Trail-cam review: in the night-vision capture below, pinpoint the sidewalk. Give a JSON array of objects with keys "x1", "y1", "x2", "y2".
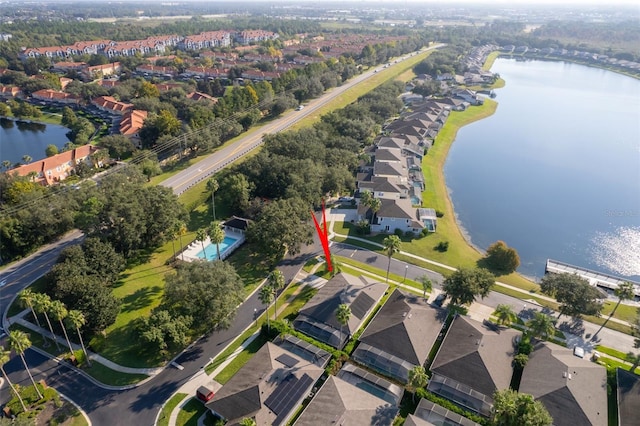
[
  {"x1": 162, "y1": 269, "x2": 324, "y2": 426},
  {"x1": 9, "y1": 309, "x2": 163, "y2": 376}
]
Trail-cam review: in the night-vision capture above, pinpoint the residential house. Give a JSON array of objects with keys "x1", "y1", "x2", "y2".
[
  {"x1": 31, "y1": 89, "x2": 80, "y2": 106},
  {"x1": 186, "y1": 91, "x2": 217, "y2": 103},
  {"x1": 205, "y1": 336, "x2": 329, "y2": 426},
  {"x1": 352, "y1": 288, "x2": 444, "y2": 383},
  {"x1": 294, "y1": 365, "x2": 401, "y2": 426},
  {"x1": 617, "y1": 368, "x2": 640, "y2": 426},
  {"x1": 82, "y1": 62, "x2": 121, "y2": 80},
  {"x1": 119, "y1": 110, "x2": 147, "y2": 145},
  {"x1": 519, "y1": 342, "x2": 607, "y2": 426},
  {"x1": 235, "y1": 30, "x2": 279, "y2": 45},
  {"x1": 453, "y1": 89, "x2": 483, "y2": 106},
  {"x1": 0, "y1": 86, "x2": 22, "y2": 99},
  {"x1": 92, "y1": 96, "x2": 133, "y2": 115},
  {"x1": 10, "y1": 144, "x2": 102, "y2": 186},
  {"x1": 359, "y1": 197, "x2": 425, "y2": 234},
  {"x1": 428, "y1": 315, "x2": 520, "y2": 417},
  {"x1": 180, "y1": 31, "x2": 231, "y2": 50},
  {"x1": 406, "y1": 399, "x2": 480, "y2": 426},
  {"x1": 293, "y1": 272, "x2": 387, "y2": 349}
]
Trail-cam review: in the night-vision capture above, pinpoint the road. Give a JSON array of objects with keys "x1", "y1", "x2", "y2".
[
  {"x1": 0, "y1": 243, "x2": 318, "y2": 426},
  {"x1": 0, "y1": 47, "x2": 443, "y2": 424},
  {"x1": 160, "y1": 45, "x2": 443, "y2": 195}
]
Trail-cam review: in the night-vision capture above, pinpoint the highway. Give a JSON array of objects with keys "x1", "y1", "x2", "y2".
[{"x1": 0, "y1": 47, "x2": 441, "y2": 425}]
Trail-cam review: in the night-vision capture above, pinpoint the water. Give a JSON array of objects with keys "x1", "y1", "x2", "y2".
[
  {"x1": 444, "y1": 58, "x2": 640, "y2": 281},
  {"x1": 0, "y1": 118, "x2": 70, "y2": 166},
  {"x1": 196, "y1": 235, "x2": 240, "y2": 261}
]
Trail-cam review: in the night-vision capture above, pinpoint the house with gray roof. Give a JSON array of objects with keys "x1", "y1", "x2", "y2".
[
  {"x1": 428, "y1": 315, "x2": 520, "y2": 417},
  {"x1": 352, "y1": 288, "x2": 444, "y2": 383},
  {"x1": 294, "y1": 365, "x2": 401, "y2": 426},
  {"x1": 357, "y1": 197, "x2": 424, "y2": 235},
  {"x1": 293, "y1": 273, "x2": 387, "y2": 349},
  {"x1": 617, "y1": 368, "x2": 640, "y2": 426},
  {"x1": 406, "y1": 399, "x2": 480, "y2": 426},
  {"x1": 205, "y1": 337, "x2": 329, "y2": 425},
  {"x1": 519, "y1": 342, "x2": 607, "y2": 426}
]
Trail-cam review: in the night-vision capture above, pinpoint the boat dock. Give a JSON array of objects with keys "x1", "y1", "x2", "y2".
[{"x1": 545, "y1": 259, "x2": 640, "y2": 298}]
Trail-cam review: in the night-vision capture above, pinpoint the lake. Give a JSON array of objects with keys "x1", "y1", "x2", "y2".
[
  {"x1": 444, "y1": 58, "x2": 640, "y2": 281},
  {"x1": 0, "y1": 118, "x2": 70, "y2": 166}
]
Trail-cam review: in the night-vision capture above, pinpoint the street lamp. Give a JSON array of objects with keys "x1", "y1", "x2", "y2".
[{"x1": 404, "y1": 265, "x2": 408, "y2": 282}]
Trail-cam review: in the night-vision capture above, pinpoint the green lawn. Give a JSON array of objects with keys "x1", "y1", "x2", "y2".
[
  {"x1": 213, "y1": 332, "x2": 269, "y2": 384},
  {"x1": 157, "y1": 393, "x2": 188, "y2": 426},
  {"x1": 176, "y1": 398, "x2": 208, "y2": 426}
]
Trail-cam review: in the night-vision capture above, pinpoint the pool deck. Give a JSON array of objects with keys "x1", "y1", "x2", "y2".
[{"x1": 180, "y1": 232, "x2": 245, "y2": 262}]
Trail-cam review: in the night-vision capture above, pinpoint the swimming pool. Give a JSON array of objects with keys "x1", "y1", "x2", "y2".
[{"x1": 195, "y1": 235, "x2": 240, "y2": 261}]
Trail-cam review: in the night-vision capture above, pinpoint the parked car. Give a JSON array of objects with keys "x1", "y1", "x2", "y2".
[
  {"x1": 196, "y1": 386, "x2": 215, "y2": 402},
  {"x1": 433, "y1": 293, "x2": 447, "y2": 307},
  {"x1": 295, "y1": 105, "x2": 304, "y2": 111}
]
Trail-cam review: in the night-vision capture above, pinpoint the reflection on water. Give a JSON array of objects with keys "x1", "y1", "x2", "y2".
[
  {"x1": 0, "y1": 117, "x2": 14, "y2": 129},
  {"x1": 591, "y1": 226, "x2": 640, "y2": 278},
  {"x1": 15, "y1": 120, "x2": 46, "y2": 133}
]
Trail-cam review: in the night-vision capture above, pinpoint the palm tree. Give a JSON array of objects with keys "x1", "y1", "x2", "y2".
[
  {"x1": 408, "y1": 365, "x2": 428, "y2": 402},
  {"x1": 9, "y1": 330, "x2": 43, "y2": 400},
  {"x1": 49, "y1": 300, "x2": 74, "y2": 356},
  {"x1": 207, "y1": 178, "x2": 219, "y2": 221},
  {"x1": 369, "y1": 197, "x2": 381, "y2": 224},
  {"x1": 593, "y1": 281, "x2": 635, "y2": 339},
  {"x1": 19, "y1": 289, "x2": 43, "y2": 332},
  {"x1": 626, "y1": 352, "x2": 640, "y2": 372},
  {"x1": 259, "y1": 285, "x2": 274, "y2": 330},
  {"x1": 67, "y1": 310, "x2": 91, "y2": 367},
  {"x1": 417, "y1": 275, "x2": 432, "y2": 300},
  {"x1": 33, "y1": 293, "x2": 60, "y2": 351},
  {"x1": 21, "y1": 155, "x2": 32, "y2": 164},
  {"x1": 208, "y1": 221, "x2": 225, "y2": 261},
  {"x1": 0, "y1": 346, "x2": 28, "y2": 413},
  {"x1": 195, "y1": 229, "x2": 208, "y2": 259},
  {"x1": 335, "y1": 303, "x2": 351, "y2": 348},
  {"x1": 382, "y1": 235, "x2": 401, "y2": 283},
  {"x1": 268, "y1": 270, "x2": 285, "y2": 318},
  {"x1": 2, "y1": 160, "x2": 11, "y2": 171},
  {"x1": 526, "y1": 312, "x2": 555, "y2": 341},
  {"x1": 494, "y1": 304, "x2": 518, "y2": 326},
  {"x1": 239, "y1": 418, "x2": 256, "y2": 426}
]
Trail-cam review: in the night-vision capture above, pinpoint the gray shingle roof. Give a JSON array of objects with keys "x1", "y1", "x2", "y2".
[
  {"x1": 358, "y1": 289, "x2": 443, "y2": 365},
  {"x1": 617, "y1": 368, "x2": 640, "y2": 426},
  {"x1": 519, "y1": 342, "x2": 608, "y2": 426},
  {"x1": 294, "y1": 375, "x2": 398, "y2": 426},
  {"x1": 293, "y1": 273, "x2": 388, "y2": 348},
  {"x1": 206, "y1": 341, "x2": 324, "y2": 425},
  {"x1": 430, "y1": 316, "x2": 520, "y2": 397}
]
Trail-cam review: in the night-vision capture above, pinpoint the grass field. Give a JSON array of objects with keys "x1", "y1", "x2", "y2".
[
  {"x1": 176, "y1": 398, "x2": 208, "y2": 426},
  {"x1": 157, "y1": 393, "x2": 188, "y2": 426}
]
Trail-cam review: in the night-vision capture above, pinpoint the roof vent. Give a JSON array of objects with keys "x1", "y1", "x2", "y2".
[
  {"x1": 563, "y1": 372, "x2": 567, "y2": 378},
  {"x1": 403, "y1": 312, "x2": 407, "y2": 317},
  {"x1": 568, "y1": 374, "x2": 572, "y2": 380}
]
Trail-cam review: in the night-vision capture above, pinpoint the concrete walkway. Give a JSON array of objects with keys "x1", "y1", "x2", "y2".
[
  {"x1": 9, "y1": 309, "x2": 164, "y2": 376},
  {"x1": 162, "y1": 269, "x2": 325, "y2": 426}
]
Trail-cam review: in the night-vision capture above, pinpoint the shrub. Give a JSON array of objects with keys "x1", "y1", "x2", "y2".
[
  {"x1": 405, "y1": 230, "x2": 415, "y2": 239},
  {"x1": 394, "y1": 228, "x2": 404, "y2": 236},
  {"x1": 435, "y1": 210, "x2": 445, "y2": 218},
  {"x1": 420, "y1": 228, "x2": 430, "y2": 237},
  {"x1": 435, "y1": 241, "x2": 449, "y2": 252}
]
